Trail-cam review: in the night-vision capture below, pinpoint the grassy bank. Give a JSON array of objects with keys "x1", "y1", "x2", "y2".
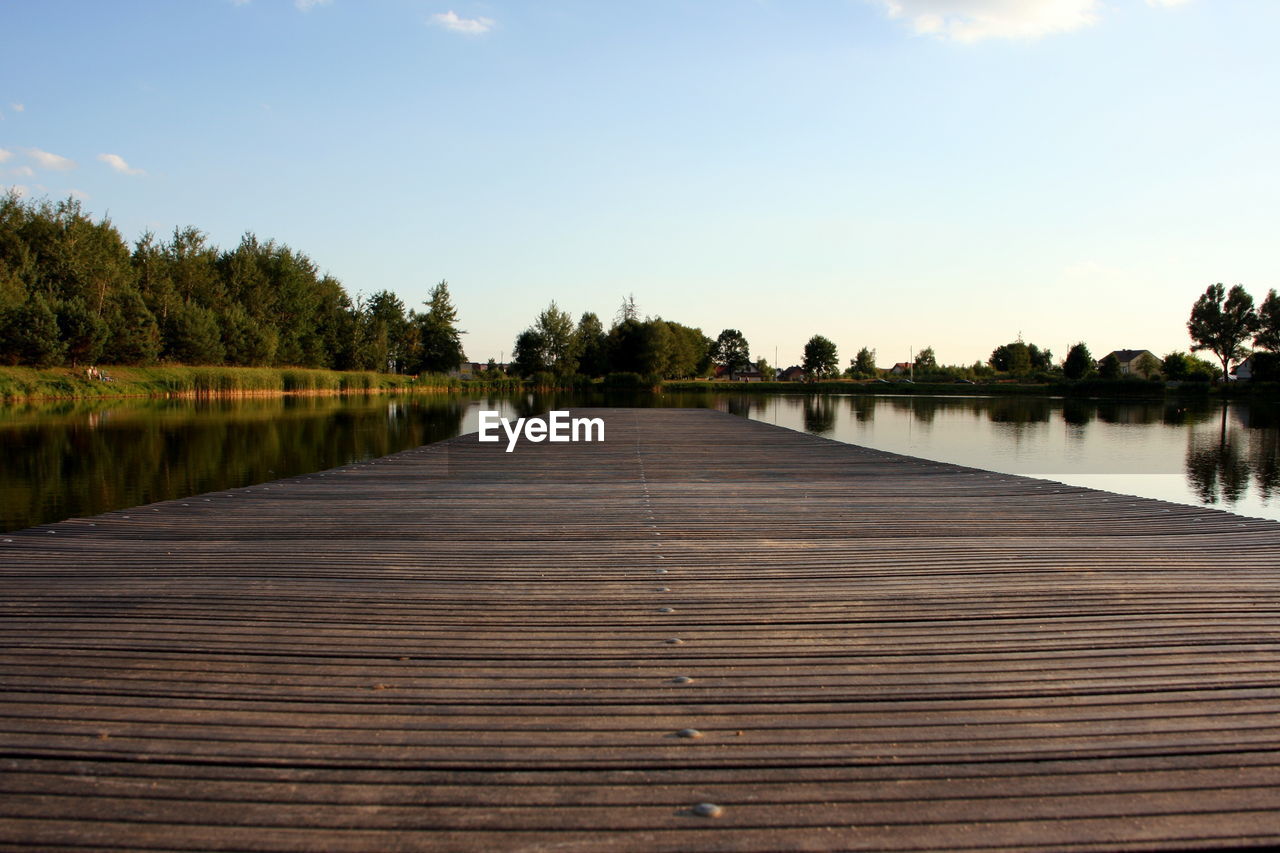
[
  {"x1": 4, "y1": 366, "x2": 1246, "y2": 403},
  {"x1": 662, "y1": 378, "x2": 1214, "y2": 399},
  {"x1": 0, "y1": 365, "x2": 437, "y2": 402}
]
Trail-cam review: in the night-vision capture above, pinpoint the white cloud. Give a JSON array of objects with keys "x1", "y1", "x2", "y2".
[
  {"x1": 68, "y1": 189, "x2": 90, "y2": 201},
  {"x1": 10, "y1": 103, "x2": 24, "y2": 112},
  {"x1": 0, "y1": 149, "x2": 10, "y2": 163},
  {"x1": 295, "y1": 0, "x2": 331, "y2": 10},
  {"x1": 13, "y1": 166, "x2": 35, "y2": 178},
  {"x1": 98, "y1": 153, "x2": 145, "y2": 176},
  {"x1": 873, "y1": 0, "x2": 1100, "y2": 41},
  {"x1": 1147, "y1": 0, "x2": 1191, "y2": 5},
  {"x1": 431, "y1": 10, "x2": 495, "y2": 35},
  {"x1": 27, "y1": 148, "x2": 76, "y2": 171}
]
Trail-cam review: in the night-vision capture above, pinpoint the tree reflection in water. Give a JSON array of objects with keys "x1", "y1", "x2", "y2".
[
  {"x1": 803, "y1": 396, "x2": 837, "y2": 434},
  {"x1": 0, "y1": 395, "x2": 471, "y2": 533},
  {"x1": 1184, "y1": 404, "x2": 1279, "y2": 506},
  {"x1": 9, "y1": 391, "x2": 1280, "y2": 530}
]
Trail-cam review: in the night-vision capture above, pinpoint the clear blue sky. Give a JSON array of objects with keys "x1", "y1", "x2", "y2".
[{"x1": 4, "y1": 0, "x2": 1277, "y2": 368}]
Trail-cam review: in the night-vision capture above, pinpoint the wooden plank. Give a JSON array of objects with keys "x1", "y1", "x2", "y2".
[{"x1": 2, "y1": 407, "x2": 1280, "y2": 850}]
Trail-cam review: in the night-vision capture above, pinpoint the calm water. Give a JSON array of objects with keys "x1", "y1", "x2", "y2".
[
  {"x1": 721, "y1": 393, "x2": 1280, "y2": 522},
  {"x1": 2, "y1": 391, "x2": 1278, "y2": 532}
]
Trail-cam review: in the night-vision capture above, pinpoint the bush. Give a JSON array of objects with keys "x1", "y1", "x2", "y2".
[{"x1": 603, "y1": 372, "x2": 648, "y2": 389}]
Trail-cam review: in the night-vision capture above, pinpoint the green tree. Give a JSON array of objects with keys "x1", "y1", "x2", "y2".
[
  {"x1": 607, "y1": 317, "x2": 671, "y2": 377},
  {"x1": 221, "y1": 303, "x2": 278, "y2": 366},
  {"x1": 802, "y1": 335, "x2": 839, "y2": 379},
  {"x1": 1161, "y1": 351, "x2": 1192, "y2": 381},
  {"x1": 365, "y1": 290, "x2": 410, "y2": 372},
  {"x1": 1188, "y1": 283, "x2": 1258, "y2": 381},
  {"x1": 1028, "y1": 344, "x2": 1053, "y2": 371},
  {"x1": 571, "y1": 312, "x2": 608, "y2": 377},
  {"x1": 1098, "y1": 352, "x2": 1122, "y2": 380},
  {"x1": 713, "y1": 329, "x2": 751, "y2": 373},
  {"x1": 165, "y1": 226, "x2": 224, "y2": 309},
  {"x1": 101, "y1": 287, "x2": 162, "y2": 365},
  {"x1": 0, "y1": 189, "x2": 36, "y2": 310},
  {"x1": 615, "y1": 294, "x2": 639, "y2": 325},
  {"x1": 132, "y1": 231, "x2": 177, "y2": 326},
  {"x1": 164, "y1": 301, "x2": 225, "y2": 364},
  {"x1": 522, "y1": 301, "x2": 576, "y2": 376},
  {"x1": 0, "y1": 292, "x2": 65, "y2": 366},
  {"x1": 990, "y1": 340, "x2": 1032, "y2": 375},
  {"x1": 56, "y1": 296, "x2": 108, "y2": 365},
  {"x1": 663, "y1": 321, "x2": 712, "y2": 378},
  {"x1": 755, "y1": 357, "x2": 776, "y2": 381},
  {"x1": 850, "y1": 347, "x2": 877, "y2": 378},
  {"x1": 305, "y1": 275, "x2": 352, "y2": 369},
  {"x1": 510, "y1": 328, "x2": 548, "y2": 377},
  {"x1": 913, "y1": 346, "x2": 937, "y2": 373},
  {"x1": 1255, "y1": 289, "x2": 1280, "y2": 352},
  {"x1": 262, "y1": 245, "x2": 323, "y2": 366},
  {"x1": 415, "y1": 280, "x2": 465, "y2": 374},
  {"x1": 1135, "y1": 352, "x2": 1161, "y2": 379},
  {"x1": 1062, "y1": 342, "x2": 1094, "y2": 380},
  {"x1": 1161, "y1": 351, "x2": 1217, "y2": 382}
]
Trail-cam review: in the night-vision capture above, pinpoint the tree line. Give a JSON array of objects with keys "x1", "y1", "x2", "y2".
[
  {"x1": 6, "y1": 194, "x2": 1273, "y2": 387},
  {"x1": 508, "y1": 297, "x2": 717, "y2": 381},
  {"x1": 0, "y1": 193, "x2": 463, "y2": 373}
]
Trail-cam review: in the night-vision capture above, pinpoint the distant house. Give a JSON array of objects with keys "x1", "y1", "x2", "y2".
[
  {"x1": 779, "y1": 366, "x2": 806, "y2": 382},
  {"x1": 714, "y1": 364, "x2": 763, "y2": 381},
  {"x1": 1231, "y1": 358, "x2": 1253, "y2": 381},
  {"x1": 890, "y1": 362, "x2": 912, "y2": 376},
  {"x1": 1101, "y1": 350, "x2": 1159, "y2": 378},
  {"x1": 449, "y1": 362, "x2": 504, "y2": 379}
]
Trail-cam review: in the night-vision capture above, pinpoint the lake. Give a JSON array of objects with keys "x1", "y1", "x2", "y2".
[{"x1": 2, "y1": 390, "x2": 1278, "y2": 532}]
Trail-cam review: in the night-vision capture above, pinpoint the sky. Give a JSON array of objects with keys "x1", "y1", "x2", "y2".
[{"x1": 3, "y1": 0, "x2": 1278, "y2": 369}]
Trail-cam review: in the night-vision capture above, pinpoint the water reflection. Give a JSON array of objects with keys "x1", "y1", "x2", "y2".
[
  {"x1": 0, "y1": 395, "x2": 471, "y2": 532},
  {"x1": 6, "y1": 391, "x2": 1280, "y2": 530},
  {"x1": 730, "y1": 393, "x2": 1280, "y2": 520},
  {"x1": 1184, "y1": 406, "x2": 1280, "y2": 506},
  {"x1": 803, "y1": 396, "x2": 837, "y2": 434}
]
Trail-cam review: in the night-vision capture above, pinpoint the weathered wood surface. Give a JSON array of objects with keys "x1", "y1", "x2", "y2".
[{"x1": 3, "y1": 406, "x2": 1280, "y2": 851}]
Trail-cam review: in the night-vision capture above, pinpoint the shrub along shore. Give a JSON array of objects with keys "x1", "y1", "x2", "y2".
[
  {"x1": 0, "y1": 365, "x2": 443, "y2": 402},
  {"x1": 3, "y1": 365, "x2": 1258, "y2": 404}
]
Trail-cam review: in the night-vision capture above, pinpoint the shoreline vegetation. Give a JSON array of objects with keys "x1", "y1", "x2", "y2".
[
  {"x1": 4, "y1": 195, "x2": 1274, "y2": 404},
  {"x1": 4, "y1": 364, "x2": 1269, "y2": 405}
]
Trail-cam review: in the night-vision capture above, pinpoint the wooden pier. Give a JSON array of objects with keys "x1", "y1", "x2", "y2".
[{"x1": 3, "y1": 407, "x2": 1280, "y2": 851}]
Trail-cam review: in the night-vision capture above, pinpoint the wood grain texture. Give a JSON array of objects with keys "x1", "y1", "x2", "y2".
[{"x1": 2, "y1": 407, "x2": 1280, "y2": 851}]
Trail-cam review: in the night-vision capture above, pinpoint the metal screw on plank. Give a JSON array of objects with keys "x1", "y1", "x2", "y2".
[
  {"x1": 676, "y1": 728, "x2": 702, "y2": 738},
  {"x1": 657, "y1": 586, "x2": 670, "y2": 592},
  {"x1": 665, "y1": 638, "x2": 683, "y2": 645},
  {"x1": 691, "y1": 803, "x2": 723, "y2": 818},
  {"x1": 658, "y1": 607, "x2": 674, "y2": 613},
  {"x1": 656, "y1": 568, "x2": 667, "y2": 574},
  {"x1": 671, "y1": 675, "x2": 693, "y2": 684}
]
